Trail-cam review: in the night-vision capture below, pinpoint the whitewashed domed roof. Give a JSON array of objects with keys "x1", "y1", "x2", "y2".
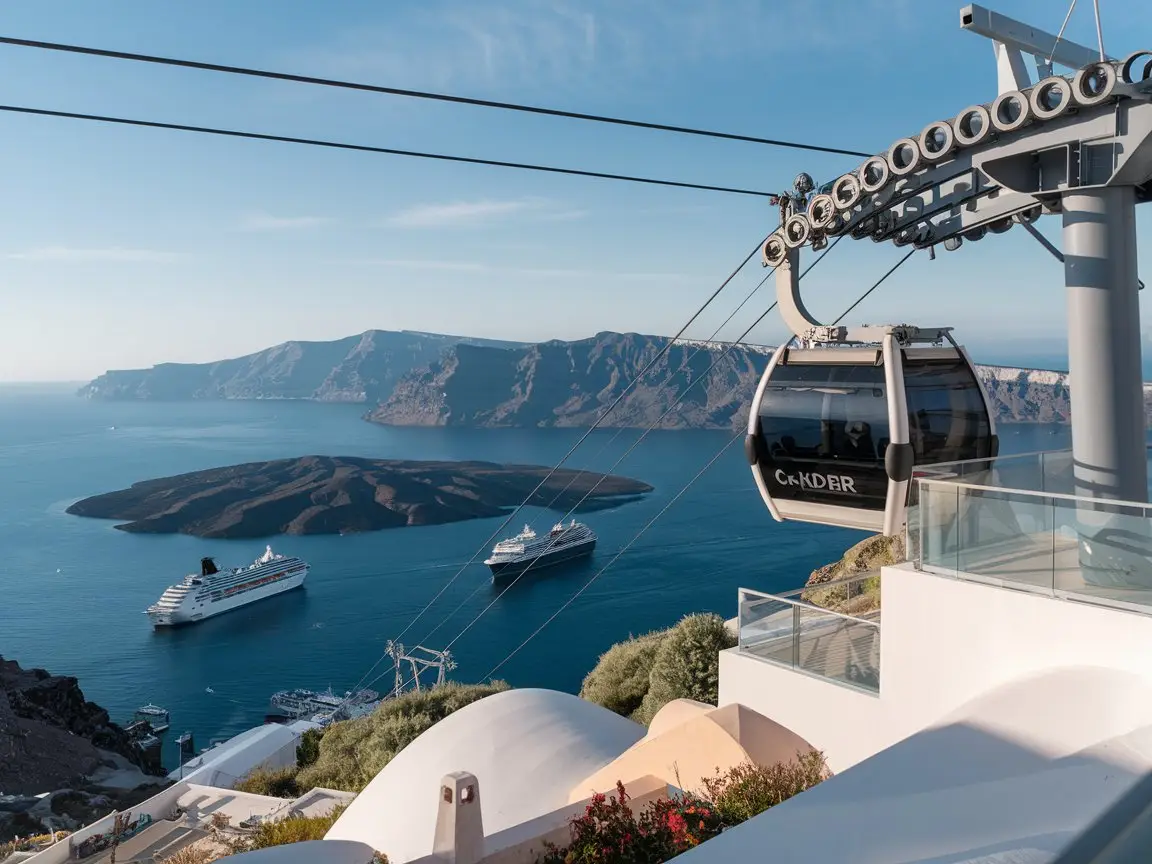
[{"x1": 327, "y1": 688, "x2": 645, "y2": 863}]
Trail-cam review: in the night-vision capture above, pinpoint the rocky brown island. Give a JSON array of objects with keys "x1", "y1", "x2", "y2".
[{"x1": 65, "y1": 456, "x2": 654, "y2": 539}]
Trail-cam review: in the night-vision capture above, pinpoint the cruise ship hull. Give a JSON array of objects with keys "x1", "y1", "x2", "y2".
[
  {"x1": 147, "y1": 570, "x2": 307, "y2": 627},
  {"x1": 487, "y1": 537, "x2": 596, "y2": 579}
]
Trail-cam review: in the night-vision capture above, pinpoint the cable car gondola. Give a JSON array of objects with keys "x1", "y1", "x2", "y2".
[{"x1": 745, "y1": 325, "x2": 998, "y2": 536}]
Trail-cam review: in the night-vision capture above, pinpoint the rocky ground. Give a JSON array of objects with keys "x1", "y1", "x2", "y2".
[
  {"x1": 0, "y1": 657, "x2": 167, "y2": 842},
  {"x1": 799, "y1": 534, "x2": 906, "y2": 615}
]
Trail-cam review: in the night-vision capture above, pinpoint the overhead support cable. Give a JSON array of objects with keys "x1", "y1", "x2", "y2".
[
  {"x1": 0, "y1": 104, "x2": 779, "y2": 198},
  {"x1": 334, "y1": 234, "x2": 771, "y2": 710},
  {"x1": 0, "y1": 36, "x2": 873, "y2": 158},
  {"x1": 414, "y1": 235, "x2": 844, "y2": 655},
  {"x1": 475, "y1": 243, "x2": 914, "y2": 683}
]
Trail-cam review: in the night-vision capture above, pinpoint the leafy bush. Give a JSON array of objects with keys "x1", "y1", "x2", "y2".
[
  {"x1": 579, "y1": 630, "x2": 668, "y2": 717},
  {"x1": 536, "y1": 781, "x2": 720, "y2": 864},
  {"x1": 296, "y1": 727, "x2": 324, "y2": 768},
  {"x1": 634, "y1": 613, "x2": 736, "y2": 725},
  {"x1": 699, "y1": 750, "x2": 830, "y2": 825},
  {"x1": 235, "y1": 765, "x2": 303, "y2": 799},
  {"x1": 247, "y1": 804, "x2": 347, "y2": 849},
  {"x1": 160, "y1": 846, "x2": 221, "y2": 864},
  {"x1": 537, "y1": 753, "x2": 828, "y2": 864},
  {"x1": 296, "y1": 681, "x2": 511, "y2": 792}
]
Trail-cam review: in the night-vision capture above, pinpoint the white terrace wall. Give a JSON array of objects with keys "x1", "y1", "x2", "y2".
[
  {"x1": 24, "y1": 780, "x2": 190, "y2": 864},
  {"x1": 720, "y1": 562, "x2": 1152, "y2": 771}
]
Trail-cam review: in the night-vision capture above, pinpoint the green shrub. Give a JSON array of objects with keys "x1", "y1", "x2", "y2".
[
  {"x1": 235, "y1": 765, "x2": 303, "y2": 799},
  {"x1": 296, "y1": 681, "x2": 510, "y2": 792},
  {"x1": 698, "y1": 751, "x2": 830, "y2": 825},
  {"x1": 296, "y1": 727, "x2": 324, "y2": 768},
  {"x1": 579, "y1": 630, "x2": 668, "y2": 717},
  {"x1": 633, "y1": 613, "x2": 736, "y2": 725},
  {"x1": 246, "y1": 804, "x2": 347, "y2": 849}
]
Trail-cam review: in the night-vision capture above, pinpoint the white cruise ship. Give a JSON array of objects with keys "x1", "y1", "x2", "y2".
[
  {"x1": 484, "y1": 520, "x2": 597, "y2": 578},
  {"x1": 146, "y1": 546, "x2": 309, "y2": 627}
]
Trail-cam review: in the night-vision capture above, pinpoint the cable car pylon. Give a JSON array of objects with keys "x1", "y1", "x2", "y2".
[{"x1": 753, "y1": 4, "x2": 1152, "y2": 519}]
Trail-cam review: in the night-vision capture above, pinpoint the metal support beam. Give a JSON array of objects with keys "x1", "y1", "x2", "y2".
[
  {"x1": 961, "y1": 4, "x2": 1107, "y2": 74},
  {"x1": 775, "y1": 247, "x2": 816, "y2": 338},
  {"x1": 1062, "y1": 187, "x2": 1147, "y2": 503}
]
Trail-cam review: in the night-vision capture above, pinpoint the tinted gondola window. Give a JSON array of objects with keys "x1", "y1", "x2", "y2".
[
  {"x1": 756, "y1": 362, "x2": 890, "y2": 511},
  {"x1": 903, "y1": 359, "x2": 993, "y2": 464}
]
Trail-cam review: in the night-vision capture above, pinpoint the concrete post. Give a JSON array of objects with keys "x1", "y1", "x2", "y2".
[
  {"x1": 432, "y1": 771, "x2": 484, "y2": 864},
  {"x1": 1062, "y1": 187, "x2": 1147, "y2": 503}
]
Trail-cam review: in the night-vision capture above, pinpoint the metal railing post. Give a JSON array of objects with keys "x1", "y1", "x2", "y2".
[{"x1": 791, "y1": 605, "x2": 800, "y2": 669}]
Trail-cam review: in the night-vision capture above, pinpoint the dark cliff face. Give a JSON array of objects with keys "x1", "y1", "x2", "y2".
[
  {"x1": 81, "y1": 328, "x2": 1138, "y2": 428},
  {"x1": 368, "y1": 333, "x2": 1092, "y2": 430},
  {"x1": 369, "y1": 332, "x2": 774, "y2": 429},
  {"x1": 78, "y1": 330, "x2": 524, "y2": 403},
  {"x1": 0, "y1": 656, "x2": 161, "y2": 795}
]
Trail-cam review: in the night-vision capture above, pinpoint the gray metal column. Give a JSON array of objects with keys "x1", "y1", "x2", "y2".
[{"x1": 1062, "y1": 187, "x2": 1147, "y2": 502}]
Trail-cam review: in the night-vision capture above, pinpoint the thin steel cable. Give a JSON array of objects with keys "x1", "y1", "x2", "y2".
[
  {"x1": 1047, "y1": 0, "x2": 1079, "y2": 66},
  {"x1": 0, "y1": 36, "x2": 872, "y2": 158},
  {"x1": 415, "y1": 237, "x2": 844, "y2": 651},
  {"x1": 533, "y1": 264, "x2": 778, "y2": 515},
  {"x1": 475, "y1": 242, "x2": 912, "y2": 684},
  {"x1": 480, "y1": 430, "x2": 743, "y2": 682},
  {"x1": 831, "y1": 247, "x2": 915, "y2": 325},
  {"x1": 1092, "y1": 0, "x2": 1105, "y2": 61},
  {"x1": 0, "y1": 105, "x2": 778, "y2": 198},
  {"x1": 336, "y1": 235, "x2": 770, "y2": 707}
]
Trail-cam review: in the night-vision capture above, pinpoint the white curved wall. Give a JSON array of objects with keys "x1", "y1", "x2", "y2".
[
  {"x1": 683, "y1": 668, "x2": 1152, "y2": 863},
  {"x1": 326, "y1": 688, "x2": 645, "y2": 864},
  {"x1": 721, "y1": 563, "x2": 1152, "y2": 771}
]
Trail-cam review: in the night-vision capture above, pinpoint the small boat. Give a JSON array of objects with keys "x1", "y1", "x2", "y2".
[{"x1": 133, "y1": 704, "x2": 170, "y2": 734}]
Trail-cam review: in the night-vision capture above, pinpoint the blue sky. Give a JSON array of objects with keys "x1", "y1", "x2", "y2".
[{"x1": 2, "y1": 0, "x2": 1150, "y2": 380}]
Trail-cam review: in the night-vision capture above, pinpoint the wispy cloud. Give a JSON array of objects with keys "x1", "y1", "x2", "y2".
[
  {"x1": 381, "y1": 197, "x2": 587, "y2": 229},
  {"x1": 289, "y1": 1, "x2": 906, "y2": 97},
  {"x1": 349, "y1": 257, "x2": 685, "y2": 282},
  {"x1": 356, "y1": 258, "x2": 488, "y2": 272},
  {"x1": 238, "y1": 212, "x2": 334, "y2": 232},
  {"x1": 5, "y1": 246, "x2": 185, "y2": 262},
  {"x1": 383, "y1": 199, "x2": 536, "y2": 228}
]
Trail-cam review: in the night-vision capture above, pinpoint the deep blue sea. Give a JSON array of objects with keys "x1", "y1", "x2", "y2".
[{"x1": 0, "y1": 384, "x2": 1071, "y2": 765}]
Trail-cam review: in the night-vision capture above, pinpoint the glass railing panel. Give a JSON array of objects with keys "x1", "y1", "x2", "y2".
[
  {"x1": 795, "y1": 606, "x2": 880, "y2": 692},
  {"x1": 800, "y1": 570, "x2": 881, "y2": 616},
  {"x1": 737, "y1": 590, "x2": 795, "y2": 667},
  {"x1": 918, "y1": 481, "x2": 960, "y2": 573},
  {"x1": 1049, "y1": 498, "x2": 1152, "y2": 605},
  {"x1": 915, "y1": 449, "x2": 1084, "y2": 496},
  {"x1": 953, "y1": 488, "x2": 1056, "y2": 594}
]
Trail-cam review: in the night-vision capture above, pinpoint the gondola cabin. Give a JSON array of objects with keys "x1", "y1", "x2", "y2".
[{"x1": 745, "y1": 326, "x2": 997, "y2": 536}]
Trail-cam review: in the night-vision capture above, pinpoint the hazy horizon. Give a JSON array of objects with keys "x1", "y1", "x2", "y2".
[
  {"x1": 0, "y1": 326, "x2": 1127, "y2": 385},
  {"x1": 3, "y1": 0, "x2": 1150, "y2": 382}
]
